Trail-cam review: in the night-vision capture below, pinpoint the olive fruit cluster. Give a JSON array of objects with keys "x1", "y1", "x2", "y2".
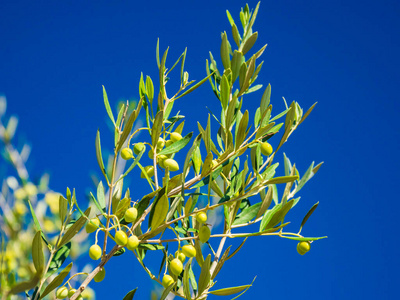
[{"x1": 297, "y1": 241, "x2": 311, "y2": 255}]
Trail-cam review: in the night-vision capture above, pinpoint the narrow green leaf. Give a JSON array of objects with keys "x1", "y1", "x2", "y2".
[
  {"x1": 226, "y1": 238, "x2": 247, "y2": 260},
  {"x1": 117, "y1": 108, "x2": 138, "y2": 151},
  {"x1": 260, "y1": 199, "x2": 294, "y2": 231},
  {"x1": 59, "y1": 208, "x2": 91, "y2": 247},
  {"x1": 175, "y1": 72, "x2": 214, "y2": 100},
  {"x1": 235, "y1": 110, "x2": 249, "y2": 150},
  {"x1": 260, "y1": 84, "x2": 271, "y2": 116},
  {"x1": 256, "y1": 186, "x2": 273, "y2": 219},
  {"x1": 158, "y1": 132, "x2": 193, "y2": 155},
  {"x1": 122, "y1": 288, "x2": 137, "y2": 300},
  {"x1": 299, "y1": 102, "x2": 317, "y2": 125},
  {"x1": 118, "y1": 148, "x2": 145, "y2": 181},
  {"x1": 220, "y1": 74, "x2": 230, "y2": 111},
  {"x1": 160, "y1": 283, "x2": 175, "y2": 300},
  {"x1": 226, "y1": 10, "x2": 234, "y2": 26},
  {"x1": 32, "y1": 231, "x2": 44, "y2": 275},
  {"x1": 146, "y1": 76, "x2": 154, "y2": 104},
  {"x1": 220, "y1": 32, "x2": 231, "y2": 70},
  {"x1": 59, "y1": 196, "x2": 68, "y2": 225},
  {"x1": 138, "y1": 244, "x2": 165, "y2": 251},
  {"x1": 231, "y1": 50, "x2": 243, "y2": 83},
  {"x1": 281, "y1": 236, "x2": 327, "y2": 241},
  {"x1": 9, "y1": 275, "x2": 40, "y2": 295},
  {"x1": 183, "y1": 258, "x2": 192, "y2": 300},
  {"x1": 232, "y1": 23, "x2": 241, "y2": 47},
  {"x1": 95, "y1": 130, "x2": 107, "y2": 178},
  {"x1": 283, "y1": 153, "x2": 292, "y2": 177},
  {"x1": 211, "y1": 246, "x2": 231, "y2": 280},
  {"x1": 150, "y1": 195, "x2": 169, "y2": 230},
  {"x1": 265, "y1": 175, "x2": 299, "y2": 185},
  {"x1": 40, "y1": 263, "x2": 72, "y2": 299},
  {"x1": 198, "y1": 254, "x2": 211, "y2": 295},
  {"x1": 242, "y1": 32, "x2": 258, "y2": 55},
  {"x1": 151, "y1": 111, "x2": 164, "y2": 148},
  {"x1": 47, "y1": 242, "x2": 71, "y2": 276},
  {"x1": 102, "y1": 85, "x2": 115, "y2": 126},
  {"x1": 232, "y1": 202, "x2": 261, "y2": 226},
  {"x1": 300, "y1": 202, "x2": 319, "y2": 231},
  {"x1": 97, "y1": 181, "x2": 106, "y2": 211},
  {"x1": 156, "y1": 38, "x2": 160, "y2": 68},
  {"x1": 209, "y1": 284, "x2": 252, "y2": 296}
]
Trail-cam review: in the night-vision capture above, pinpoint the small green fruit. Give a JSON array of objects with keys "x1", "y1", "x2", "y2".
[
  {"x1": 157, "y1": 137, "x2": 165, "y2": 150},
  {"x1": 141, "y1": 166, "x2": 154, "y2": 178},
  {"x1": 170, "y1": 258, "x2": 183, "y2": 276},
  {"x1": 260, "y1": 142, "x2": 273, "y2": 156},
  {"x1": 94, "y1": 267, "x2": 106, "y2": 282},
  {"x1": 127, "y1": 235, "x2": 140, "y2": 251},
  {"x1": 157, "y1": 154, "x2": 168, "y2": 168},
  {"x1": 85, "y1": 218, "x2": 100, "y2": 234},
  {"x1": 196, "y1": 212, "x2": 207, "y2": 224},
  {"x1": 199, "y1": 226, "x2": 211, "y2": 243},
  {"x1": 175, "y1": 251, "x2": 186, "y2": 263},
  {"x1": 121, "y1": 148, "x2": 133, "y2": 160},
  {"x1": 165, "y1": 140, "x2": 174, "y2": 147},
  {"x1": 297, "y1": 241, "x2": 311, "y2": 255},
  {"x1": 81, "y1": 288, "x2": 94, "y2": 299},
  {"x1": 115, "y1": 231, "x2": 128, "y2": 246},
  {"x1": 170, "y1": 132, "x2": 182, "y2": 142},
  {"x1": 124, "y1": 207, "x2": 138, "y2": 223},
  {"x1": 163, "y1": 158, "x2": 179, "y2": 172},
  {"x1": 56, "y1": 286, "x2": 68, "y2": 299},
  {"x1": 133, "y1": 143, "x2": 145, "y2": 155},
  {"x1": 181, "y1": 244, "x2": 196, "y2": 257},
  {"x1": 162, "y1": 274, "x2": 175, "y2": 288},
  {"x1": 211, "y1": 159, "x2": 218, "y2": 168},
  {"x1": 68, "y1": 289, "x2": 83, "y2": 299},
  {"x1": 148, "y1": 148, "x2": 155, "y2": 159},
  {"x1": 89, "y1": 244, "x2": 102, "y2": 260}
]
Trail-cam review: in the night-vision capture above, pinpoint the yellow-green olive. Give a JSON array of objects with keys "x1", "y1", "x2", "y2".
[
  {"x1": 94, "y1": 267, "x2": 106, "y2": 282},
  {"x1": 175, "y1": 251, "x2": 186, "y2": 263},
  {"x1": 124, "y1": 207, "x2": 138, "y2": 223},
  {"x1": 121, "y1": 148, "x2": 133, "y2": 160},
  {"x1": 170, "y1": 132, "x2": 182, "y2": 142},
  {"x1": 163, "y1": 158, "x2": 179, "y2": 172},
  {"x1": 133, "y1": 143, "x2": 145, "y2": 155},
  {"x1": 115, "y1": 231, "x2": 128, "y2": 246},
  {"x1": 157, "y1": 138, "x2": 165, "y2": 150},
  {"x1": 181, "y1": 244, "x2": 196, "y2": 257},
  {"x1": 56, "y1": 287, "x2": 68, "y2": 299},
  {"x1": 260, "y1": 142, "x2": 273, "y2": 156},
  {"x1": 89, "y1": 245, "x2": 102, "y2": 260},
  {"x1": 127, "y1": 235, "x2": 140, "y2": 251},
  {"x1": 169, "y1": 258, "x2": 183, "y2": 275},
  {"x1": 297, "y1": 241, "x2": 311, "y2": 255},
  {"x1": 141, "y1": 166, "x2": 154, "y2": 178},
  {"x1": 85, "y1": 218, "x2": 100, "y2": 234},
  {"x1": 162, "y1": 274, "x2": 175, "y2": 288},
  {"x1": 199, "y1": 226, "x2": 211, "y2": 243},
  {"x1": 196, "y1": 212, "x2": 207, "y2": 224}
]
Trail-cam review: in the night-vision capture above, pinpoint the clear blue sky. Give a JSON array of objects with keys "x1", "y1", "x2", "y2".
[{"x1": 1, "y1": 0, "x2": 399, "y2": 299}]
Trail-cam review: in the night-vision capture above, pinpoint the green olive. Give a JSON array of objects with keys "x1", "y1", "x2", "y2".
[
  {"x1": 170, "y1": 132, "x2": 182, "y2": 142},
  {"x1": 163, "y1": 158, "x2": 179, "y2": 172},
  {"x1": 157, "y1": 138, "x2": 165, "y2": 150},
  {"x1": 175, "y1": 251, "x2": 186, "y2": 263},
  {"x1": 157, "y1": 154, "x2": 168, "y2": 168},
  {"x1": 89, "y1": 244, "x2": 102, "y2": 260},
  {"x1": 85, "y1": 218, "x2": 100, "y2": 234},
  {"x1": 297, "y1": 241, "x2": 311, "y2": 255},
  {"x1": 124, "y1": 207, "x2": 138, "y2": 223},
  {"x1": 181, "y1": 244, "x2": 196, "y2": 257},
  {"x1": 148, "y1": 148, "x2": 155, "y2": 159},
  {"x1": 199, "y1": 225, "x2": 211, "y2": 243},
  {"x1": 68, "y1": 289, "x2": 77, "y2": 298},
  {"x1": 94, "y1": 267, "x2": 106, "y2": 282},
  {"x1": 260, "y1": 142, "x2": 273, "y2": 156},
  {"x1": 165, "y1": 140, "x2": 174, "y2": 147},
  {"x1": 127, "y1": 235, "x2": 140, "y2": 251},
  {"x1": 56, "y1": 286, "x2": 68, "y2": 299},
  {"x1": 121, "y1": 148, "x2": 133, "y2": 160},
  {"x1": 169, "y1": 258, "x2": 183, "y2": 276},
  {"x1": 196, "y1": 212, "x2": 207, "y2": 224},
  {"x1": 133, "y1": 143, "x2": 145, "y2": 155},
  {"x1": 211, "y1": 159, "x2": 218, "y2": 168},
  {"x1": 115, "y1": 231, "x2": 128, "y2": 246},
  {"x1": 141, "y1": 166, "x2": 154, "y2": 178},
  {"x1": 162, "y1": 274, "x2": 175, "y2": 288}
]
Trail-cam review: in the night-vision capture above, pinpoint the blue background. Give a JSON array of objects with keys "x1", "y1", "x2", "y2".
[{"x1": 1, "y1": 0, "x2": 399, "y2": 299}]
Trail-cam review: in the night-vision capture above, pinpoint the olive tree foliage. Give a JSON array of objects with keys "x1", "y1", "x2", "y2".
[
  {"x1": 1, "y1": 3, "x2": 325, "y2": 300},
  {"x1": 0, "y1": 96, "x2": 95, "y2": 300}
]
